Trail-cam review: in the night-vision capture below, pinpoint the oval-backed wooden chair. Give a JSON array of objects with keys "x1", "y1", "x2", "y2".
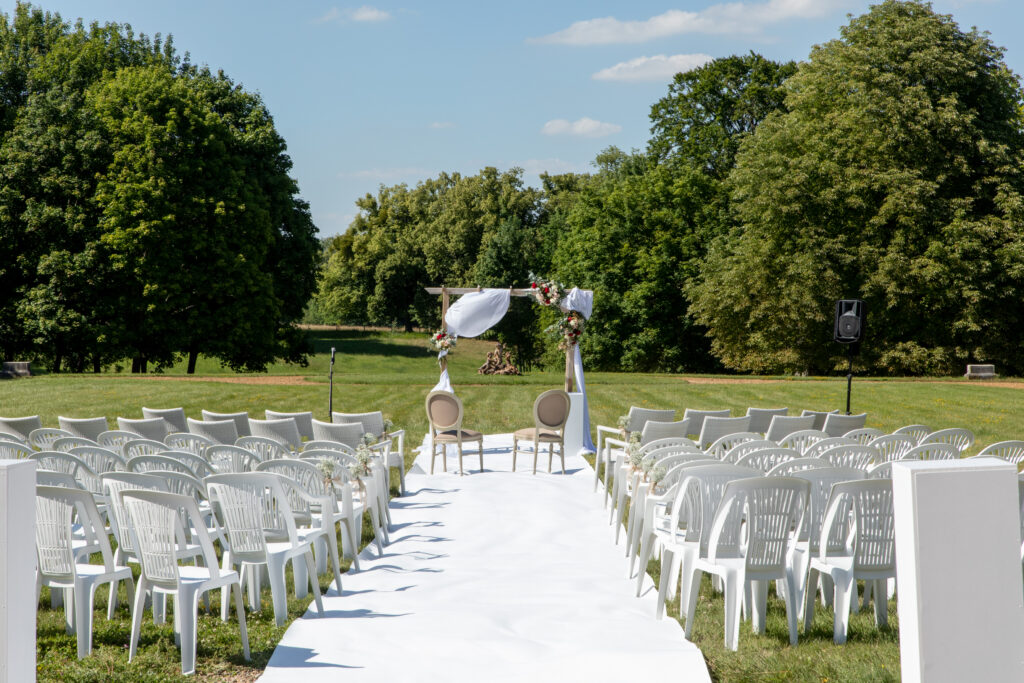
[
  {"x1": 425, "y1": 391, "x2": 483, "y2": 476},
  {"x1": 513, "y1": 389, "x2": 571, "y2": 475}
]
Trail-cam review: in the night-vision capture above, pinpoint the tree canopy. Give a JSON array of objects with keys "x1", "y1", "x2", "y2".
[{"x1": 690, "y1": 0, "x2": 1024, "y2": 375}]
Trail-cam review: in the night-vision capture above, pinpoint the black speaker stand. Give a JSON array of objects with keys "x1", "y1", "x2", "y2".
[{"x1": 845, "y1": 345, "x2": 854, "y2": 415}]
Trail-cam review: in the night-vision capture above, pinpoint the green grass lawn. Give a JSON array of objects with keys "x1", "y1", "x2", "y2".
[{"x1": 4, "y1": 328, "x2": 1023, "y2": 681}]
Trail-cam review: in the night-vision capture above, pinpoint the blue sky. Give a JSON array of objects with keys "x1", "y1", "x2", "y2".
[{"x1": 5, "y1": 1, "x2": 1018, "y2": 236}]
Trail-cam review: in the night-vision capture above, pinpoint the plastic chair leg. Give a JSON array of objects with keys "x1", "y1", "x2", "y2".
[
  {"x1": 784, "y1": 569, "x2": 801, "y2": 645},
  {"x1": 179, "y1": 589, "x2": 199, "y2": 675},
  {"x1": 723, "y1": 570, "x2": 744, "y2": 651},
  {"x1": 873, "y1": 579, "x2": 889, "y2": 628},
  {"x1": 803, "y1": 568, "x2": 819, "y2": 633},
  {"x1": 656, "y1": 549, "x2": 678, "y2": 619},
  {"x1": 750, "y1": 579, "x2": 769, "y2": 634},
  {"x1": 128, "y1": 576, "x2": 148, "y2": 663},
  {"x1": 233, "y1": 582, "x2": 251, "y2": 661},
  {"x1": 74, "y1": 581, "x2": 95, "y2": 659},
  {"x1": 683, "y1": 566, "x2": 703, "y2": 639},
  {"x1": 304, "y1": 549, "x2": 324, "y2": 616},
  {"x1": 832, "y1": 570, "x2": 855, "y2": 644},
  {"x1": 294, "y1": 551, "x2": 309, "y2": 599},
  {"x1": 268, "y1": 556, "x2": 289, "y2": 626}
]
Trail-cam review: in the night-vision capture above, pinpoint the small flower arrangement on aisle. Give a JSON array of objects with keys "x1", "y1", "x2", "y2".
[
  {"x1": 528, "y1": 271, "x2": 565, "y2": 307},
  {"x1": 348, "y1": 444, "x2": 375, "y2": 498},
  {"x1": 316, "y1": 458, "x2": 344, "y2": 494},
  {"x1": 617, "y1": 414, "x2": 630, "y2": 438},
  {"x1": 381, "y1": 417, "x2": 394, "y2": 439},
  {"x1": 362, "y1": 431, "x2": 378, "y2": 446},
  {"x1": 627, "y1": 432, "x2": 644, "y2": 470},
  {"x1": 430, "y1": 330, "x2": 457, "y2": 353}
]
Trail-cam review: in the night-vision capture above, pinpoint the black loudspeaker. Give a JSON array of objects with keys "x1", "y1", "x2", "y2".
[{"x1": 834, "y1": 300, "x2": 866, "y2": 344}]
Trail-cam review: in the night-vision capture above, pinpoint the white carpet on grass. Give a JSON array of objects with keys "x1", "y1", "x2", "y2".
[{"x1": 259, "y1": 434, "x2": 710, "y2": 683}]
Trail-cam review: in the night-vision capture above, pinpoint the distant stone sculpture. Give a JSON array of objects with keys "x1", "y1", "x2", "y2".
[{"x1": 478, "y1": 343, "x2": 520, "y2": 376}]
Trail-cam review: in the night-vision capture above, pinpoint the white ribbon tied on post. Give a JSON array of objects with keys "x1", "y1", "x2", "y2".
[{"x1": 431, "y1": 289, "x2": 512, "y2": 394}]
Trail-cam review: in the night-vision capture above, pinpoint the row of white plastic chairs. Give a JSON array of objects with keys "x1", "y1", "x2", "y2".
[
  {"x1": 0, "y1": 407, "x2": 408, "y2": 495},
  {"x1": 34, "y1": 443, "x2": 394, "y2": 674}
]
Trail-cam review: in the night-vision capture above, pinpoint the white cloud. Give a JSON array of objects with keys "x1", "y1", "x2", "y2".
[
  {"x1": 315, "y1": 5, "x2": 391, "y2": 24},
  {"x1": 531, "y1": 0, "x2": 847, "y2": 45},
  {"x1": 541, "y1": 117, "x2": 621, "y2": 138},
  {"x1": 350, "y1": 5, "x2": 391, "y2": 22},
  {"x1": 593, "y1": 53, "x2": 714, "y2": 81},
  {"x1": 429, "y1": 121, "x2": 456, "y2": 129}
]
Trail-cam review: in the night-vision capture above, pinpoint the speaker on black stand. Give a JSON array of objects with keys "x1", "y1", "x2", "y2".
[{"x1": 834, "y1": 300, "x2": 866, "y2": 415}]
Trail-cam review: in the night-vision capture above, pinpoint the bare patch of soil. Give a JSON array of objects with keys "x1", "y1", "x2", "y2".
[{"x1": 118, "y1": 375, "x2": 316, "y2": 386}]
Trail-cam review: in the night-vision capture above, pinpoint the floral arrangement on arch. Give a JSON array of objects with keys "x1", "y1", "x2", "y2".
[
  {"x1": 429, "y1": 330, "x2": 457, "y2": 353},
  {"x1": 528, "y1": 272, "x2": 565, "y2": 307},
  {"x1": 547, "y1": 310, "x2": 585, "y2": 351}
]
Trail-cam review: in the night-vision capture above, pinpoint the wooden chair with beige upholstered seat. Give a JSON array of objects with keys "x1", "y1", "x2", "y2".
[
  {"x1": 425, "y1": 391, "x2": 484, "y2": 475},
  {"x1": 512, "y1": 389, "x2": 571, "y2": 475}
]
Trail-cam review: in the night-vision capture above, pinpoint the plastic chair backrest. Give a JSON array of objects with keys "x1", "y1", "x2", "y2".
[
  {"x1": 186, "y1": 417, "x2": 239, "y2": 445},
  {"x1": 123, "y1": 438, "x2": 168, "y2": 460},
  {"x1": 867, "y1": 461, "x2": 894, "y2": 479},
  {"x1": 534, "y1": 390, "x2": 570, "y2": 431},
  {"x1": 708, "y1": 477, "x2": 809, "y2": 571},
  {"x1": 976, "y1": 441, "x2": 1024, "y2": 465},
  {"x1": 735, "y1": 447, "x2": 800, "y2": 474},
  {"x1": 302, "y1": 439, "x2": 356, "y2": 455},
  {"x1": 669, "y1": 464, "x2": 759, "y2": 553},
  {"x1": 69, "y1": 445, "x2": 125, "y2": 475},
  {"x1": 822, "y1": 413, "x2": 868, "y2": 438},
  {"x1": 641, "y1": 437, "x2": 701, "y2": 457},
  {"x1": 801, "y1": 409, "x2": 839, "y2": 431},
  {"x1": 778, "y1": 429, "x2": 828, "y2": 454},
  {"x1": 311, "y1": 419, "x2": 364, "y2": 447},
  {"x1": 52, "y1": 436, "x2": 99, "y2": 452},
  {"x1": 0, "y1": 441, "x2": 34, "y2": 459},
  {"x1": 868, "y1": 434, "x2": 916, "y2": 463},
  {"x1": 201, "y1": 410, "x2": 251, "y2": 437},
  {"x1": 206, "y1": 444, "x2": 258, "y2": 473},
  {"x1": 920, "y1": 428, "x2": 975, "y2": 454},
  {"x1": 36, "y1": 485, "x2": 115, "y2": 580},
  {"x1": 803, "y1": 437, "x2": 858, "y2": 460},
  {"x1": 765, "y1": 457, "x2": 829, "y2": 477},
  {"x1": 266, "y1": 410, "x2": 315, "y2": 440},
  {"x1": 745, "y1": 407, "x2": 788, "y2": 435},
  {"x1": 248, "y1": 418, "x2": 303, "y2": 451},
  {"x1": 705, "y1": 432, "x2": 760, "y2": 459},
  {"x1": 127, "y1": 454, "x2": 195, "y2": 476},
  {"x1": 207, "y1": 472, "x2": 299, "y2": 561},
  {"x1": 29, "y1": 428, "x2": 73, "y2": 451},
  {"x1": 157, "y1": 450, "x2": 212, "y2": 478},
  {"x1": 102, "y1": 472, "x2": 169, "y2": 553},
  {"x1": 723, "y1": 439, "x2": 778, "y2": 464},
  {"x1": 0, "y1": 415, "x2": 42, "y2": 441},
  {"x1": 791, "y1": 466, "x2": 865, "y2": 549},
  {"x1": 57, "y1": 416, "x2": 108, "y2": 442},
  {"x1": 142, "y1": 407, "x2": 188, "y2": 434},
  {"x1": 235, "y1": 436, "x2": 291, "y2": 463},
  {"x1": 820, "y1": 444, "x2": 879, "y2": 470},
  {"x1": 681, "y1": 409, "x2": 730, "y2": 439},
  {"x1": 903, "y1": 443, "x2": 958, "y2": 461},
  {"x1": 698, "y1": 416, "x2": 752, "y2": 450},
  {"x1": 764, "y1": 415, "x2": 816, "y2": 443},
  {"x1": 97, "y1": 430, "x2": 138, "y2": 452},
  {"x1": 640, "y1": 419, "x2": 691, "y2": 445},
  {"x1": 893, "y1": 424, "x2": 930, "y2": 445},
  {"x1": 165, "y1": 432, "x2": 213, "y2": 456},
  {"x1": 843, "y1": 427, "x2": 885, "y2": 445},
  {"x1": 117, "y1": 416, "x2": 171, "y2": 442},
  {"x1": 819, "y1": 479, "x2": 896, "y2": 572},
  {"x1": 426, "y1": 391, "x2": 463, "y2": 431},
  {"x1": 332, "y1": 411, "x2": 385, "y2": 437}
]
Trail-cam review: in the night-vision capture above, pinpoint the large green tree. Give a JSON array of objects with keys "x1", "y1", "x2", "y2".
[{"x1": 691, "y1": 0, "x2": 1024, "y2": 375}]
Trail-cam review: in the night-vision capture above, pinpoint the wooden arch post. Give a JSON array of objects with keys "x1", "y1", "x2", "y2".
[{"x1": 424, "y1": 286, "x2": 576, "y2": 392}]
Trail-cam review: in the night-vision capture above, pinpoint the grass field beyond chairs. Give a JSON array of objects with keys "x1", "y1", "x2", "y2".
[{"x1": 7, "y1": 329, "x2": 1024, "y2": 681}]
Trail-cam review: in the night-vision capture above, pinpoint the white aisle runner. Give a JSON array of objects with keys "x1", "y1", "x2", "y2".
[{"x1": 259, "y1": 435, "x2": 710, "y2": 682}]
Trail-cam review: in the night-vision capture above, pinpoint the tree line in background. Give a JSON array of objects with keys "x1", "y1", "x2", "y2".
[
  {"x1": 312, "y1": 1, "x2": 1024, "y2": 376},
  {"x1": 0, "y1": 3, "x2": 319, "y2": 373}
]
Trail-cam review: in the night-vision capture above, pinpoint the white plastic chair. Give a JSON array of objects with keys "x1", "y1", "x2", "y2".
[
  {"x1": 249, "y1": 417, "x2": 303, "y2": 452},
  {"x1": 142, "y1": 407, "x2": 188, "y2": 434},
  {"x1": 311, "y1": 419, "x2": 364, "y2": 448},
  {"x1": 298, "y1": 451, "x2": 386, "y2": 552},
  {"x1": 35, "y1": 485, "x2": 135, "y2": 659},
  {"x1": 29, "y1": 427, "x2": 74, "y2": 451},
  {"x1": 127, "y1": 454, "x2": 196, "y2": 477},
  {"x1": 745, "y1": 407, "x2": 788, "y2": 435},
  {"x1": 902, "y1": 443, "x2": 958, "y2": 461},
  {"x1": 1, "y1": 440, "x2": 37, "y2": 459},
  {"x1": 595, "y1": 407, "x2": 675, "y2": 494},
  {"x1": 843, "y1": 427, "x2": 885, "y2": 445},
  {"x1": 653, "y1": 464, "x2": 760, "y2": 619},
  {"x1": 201, "y1": 409, "x2": 251, "y2": 437},
  {"x1": 697, "y1": 416, "x2": 752, "y2": 451},
  {"x1": 187, "y1": 417, "x2": 239, "y2": 445},
  {"x1": 332, "y1": 411, "x2": 407, "y2": 495},
  {"x1": 165, "y1": 432, "x2": 213, "y2": 458},
  {"x1": 975, "y1": 441, "x2": 1024, "y2": 466},
  {"x1": 893, "y1": 424, "x2": 930, "y2": 444},
  {"x1": 207, "y1": 472, "x2": 326, "y2": 626},
  {"x1": 821, "y1": 413, "x2": 867, "y2": 438},
  {"x1": 801, "y1": 409, "x2": 839, "y2": 431},
  {"x1": 640, "y1": 419, "x2": 691, "y2": 445},
  {"x1": 0, "y1": 414, "x2": 42, "y2": 441},
  {"x1": 31, "y1": 452, "x2": 103, "y2": 500},
  {"x1": 820, "y1": 444, "x2": 879, "y2": 471},
  {"x1": 680, "y1": 477, "x2": 809, "y2": 650},
  {"x1": 920, "y1": 428, "x2": 974, "y2": 454},
  {"x1": 53, "y1": 436, "x2": 100, "y2": 453},
  {"x1": 0, "y1": 431, "x2": 27, "y2": 444},
  {"x1": 123, "y1": 489, "x2": 250, "y2": 674},
  {"x1": 117, "y1": 417, "x2": 171, "y2": 442},
  {"x1": 766, "y1": 457, "x2": 829, "y2": 477},
  {"x1": 705, "y1": 432, "x2": 760, "y2": 459},
  {"x1": 236, "y1": 435, "x2": 291, "y2": 464},
  {"x1": 97, "y1": 430, "x2": 138, "y2": 453},
  {"x1": 206, "y1": 445, "x2": 258, "y2": 473},
  {"x1": 722, "y1": 439, "x2": 778, "y2": 464},
  {"x1": 804, "y1": 479, "x2": 896, "y2": 643},
  {"x1": 868, "y1": 434, "x2": 916, "y2": 463},
  {"x1": 266, "y1": 410, "x2": 315, "y2": 440},
  {"x1": 58, "y1": 416, "x2": 109, "y2": 442},
  {"x1": 157, "y1": 450, "x2": 213, "y2": 478},
  {"x1": 764, "y1": 415, "x2": 816, "y2": 443},
  {"x1": 302, "y1": 439, "x2": 356, "y2": 455},
  {"x1": 802, "y1": 437, "x2": 858, "y2": 460},
  {"x1": 778, "y1": 429, "x2": 829, "y2": 454},
  {"x1": 735, "y1": 447, "x2": 800, "y2": 474},
  {"x1": 123, "y1": 438, "x2": 168, "y2": 460}
]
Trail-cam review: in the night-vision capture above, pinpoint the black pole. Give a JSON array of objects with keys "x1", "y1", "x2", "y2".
[
  {"x1": 845, "y1": 344, "x2": 854, "y2": 415},
  {"x1": 329, "y1": 347, "x2": 336, "y2": 421}
]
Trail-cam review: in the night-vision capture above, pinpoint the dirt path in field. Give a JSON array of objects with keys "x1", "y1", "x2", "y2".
[{"x1": 118, "y1": 375, "x2": 317, "y2": 386}]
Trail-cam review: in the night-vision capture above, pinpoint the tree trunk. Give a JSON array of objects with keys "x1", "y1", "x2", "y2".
[
  {"x1": 404, "y1": 319, "x2": 414, "y2": 333},
  {"x1": 131, "y1": 356, "x2": 140, "y2": 373},
  {"x1": 93, "y1": 356, "x2": 101, "y2": 373},
  {"x1": 187, "y1": 347, "x2": 199, "y2": 375},
  {"x1": 52, "y1": 349, "x2": 62, "y2": 374}
]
